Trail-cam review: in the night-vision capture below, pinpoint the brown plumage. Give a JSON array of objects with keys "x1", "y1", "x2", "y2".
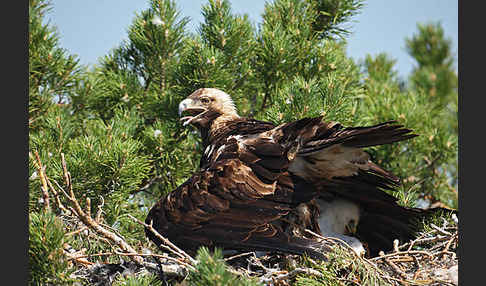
[{"x1": 145, "y1": 88, "x2": 448, "y2": 259}]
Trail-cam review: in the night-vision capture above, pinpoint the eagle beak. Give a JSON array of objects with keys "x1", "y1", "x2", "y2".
[
  {"x1": 178, "y1": 98, "x2": 207, "y2": 126},
  {"x1": 178, "y1": 98, "x2": 192, "y2": 117}
]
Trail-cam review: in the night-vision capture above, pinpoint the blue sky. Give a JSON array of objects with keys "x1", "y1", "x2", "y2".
[{"x1": 46, "y1": 0, "x2": 457, "y2": 80}]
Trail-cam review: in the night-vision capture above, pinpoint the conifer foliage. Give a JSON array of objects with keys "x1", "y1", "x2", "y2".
[{"x1": 28, "y1": 0, "x2": 457, "y2": 284}]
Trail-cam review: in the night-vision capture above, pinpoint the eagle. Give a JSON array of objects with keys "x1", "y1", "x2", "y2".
[{"x1": 145, "y1": 88, "x2": 445, "y2": 260}]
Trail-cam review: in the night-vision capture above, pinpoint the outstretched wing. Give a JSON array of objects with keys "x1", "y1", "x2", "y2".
[
  {"x1": 283, "y1": 118, "x2": 439, "y2": 255},
  {"x1": 289, "y1": 119, "x2": 417, "y2": 183}
]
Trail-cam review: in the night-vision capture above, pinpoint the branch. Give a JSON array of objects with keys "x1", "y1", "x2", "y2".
[
  {"x1": 130, "y1": 175, "x2": 164, "y2": 195},
  {"x1": 46, "y1": 178, "x2": 69, "y2": 213},
  {"x1": 60, "y1": 153, "x2": 144, "y2": 265},
  {"x1": 259, "y1": 267, "x2": 324, "y2": 284},
  {"x1": 127, "y1": 214, "x2": 197, "y2": 265},
  {"x1": 31, "y1": 151, "x2": 50, "y2": 212}
]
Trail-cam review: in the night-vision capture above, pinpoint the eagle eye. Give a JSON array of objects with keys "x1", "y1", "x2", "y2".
[{"x1": 200, "y1": 97, "x2": 210, "y2": 104}]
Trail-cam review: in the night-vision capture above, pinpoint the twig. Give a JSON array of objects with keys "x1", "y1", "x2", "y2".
[
  {"x1": 393, "y1": 239, "x2": 399, "y2": 253},
  {"x1": 259, "y1": 267, "x2": 324, "y2": 284},
  {"x1": 224, "y1": 252, "x2": 255, "y2": 262},
  {"x1": 382, "y1": 255, "x2": 408, "y2": 280},
  {"x1": 66, "y1": 251, "x2": 194, "y2": 271},
  {"x1": 402, "y1": 235, "x2": 448, "y2": 251},
  {"x1": 31, "y1": 151, "x2": 50, "y2": 212},
  {"x1": 370, "y1": 250, "x2": 433, "y2": 262},
  {"x1": 131, "y1": 175, "x2": 163, "y2": 195},
  {"x1": 56, "y1": 116, "x2": 64, "y2": 154},
  {"x1": 51, "y1": 178, "x2": 73, "y2": 206},
  {"x1": 304, "y1": 229, "x2": 407, "y2": 285},
  {"x1": 45, "y1": 177, "x2": 68, "y2": 213},
  {"x1": 59, "y1": 153, "x2": 144, "y2": 265},
  {"x1": 63, "y1": 245, "x2": 94, "y2": 266},
  {"x1": 66, "y1": 226, "x2": 89, "y2": 237},
  {"x1": 95, "y1": 196, "x2": 104, "y2": 223},
  {"x1": 305, "y1": 230, "x2": 388, "y2": 283},
  {"x1": 113, "y1": 251, "x2": 195, "y2": 270},
  {"x1": 441, "y1": 233, "x2": 457, "y2": 257},
  {"x1": 127, "y1": 214, "x2": 197, "y2": 265},
  {"x1": 430, "y1": 224, "x2": 452, "y2": 236}
]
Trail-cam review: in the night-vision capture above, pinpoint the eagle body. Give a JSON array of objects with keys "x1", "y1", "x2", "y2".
[{"x1": 146, "y1": 88, "x2": 438, "y2": 259}]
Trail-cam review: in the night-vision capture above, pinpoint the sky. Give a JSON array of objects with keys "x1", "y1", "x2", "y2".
[{"x1": 46, "y1": 0, "x2": 457, "y2": 80}]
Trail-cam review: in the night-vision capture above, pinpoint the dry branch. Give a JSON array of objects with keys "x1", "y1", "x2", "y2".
[
  {"x1": 60, "y1": 153, "x2": 144, "y2": 265},
  {"x1": 127, "y1": 214, "x2": 197, "y2": 266},
  {"x1": 259, "y1": 267, "x2": 324, "y2": 284},
  {"x1": 30, "y1": 151, "x2": 51, "y2": 212}
]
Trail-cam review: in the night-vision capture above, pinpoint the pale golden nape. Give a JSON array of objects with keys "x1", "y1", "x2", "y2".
[
  {"x1": 178, "y1": 88, "x2": 240, "y2": 128},
  {"x1": 199, "y1": 88, "x2": 239, "y2": 117},
  {"x1": 185, "y1": 88, "x2": 239, "y2": 117}
]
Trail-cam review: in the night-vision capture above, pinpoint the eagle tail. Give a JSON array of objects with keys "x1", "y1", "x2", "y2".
[
  {"x1": 357, "y1": 206, "x2": 454, "y2": 257},
  {"x1": 317, "y1": 172, "x2": 455, "y2": 256}
]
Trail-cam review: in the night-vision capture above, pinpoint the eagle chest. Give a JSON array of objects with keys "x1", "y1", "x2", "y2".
[{"x1": 203, "y1": 138, "x2": 239, "y2": 165}]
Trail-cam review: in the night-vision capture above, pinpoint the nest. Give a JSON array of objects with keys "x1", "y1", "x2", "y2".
[
  {"x1": 221, "y1": 215, "x2": 458, "y2": 285},
  {"x1": 33, "y1": 153, "x2": 458, "y2": 285},
  {"x1": 68, "y1": 214, "x2": 458, "y2": 285}
]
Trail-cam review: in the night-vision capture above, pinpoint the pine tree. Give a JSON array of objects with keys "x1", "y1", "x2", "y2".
[
  {"x1": 404, "y1": 22, "x2": 458, "y2": 207},
  {"x1": 29, "y1": 0, "x2": 82, "y2": 130},
  {"x1": 29, "y1": 0, "x2": 458, "y2": 284}
]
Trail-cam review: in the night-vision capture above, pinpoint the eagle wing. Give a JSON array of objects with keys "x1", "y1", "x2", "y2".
[
  {"x1": 145, "y1": 121, "x2": 329, "y2": 258},
  {"x1": 283, "y1": 119, "x2": 440, "y2": 256},
  {"x1": 146, "y1": 116, "x2": 439, "y2": 258}
]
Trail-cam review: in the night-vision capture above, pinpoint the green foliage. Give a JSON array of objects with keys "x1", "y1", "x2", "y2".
[
  {"x1": 112, "y1": 273, "x2": 164, "y2": 286},
  {"x1": 406, "y1": 23, "x2": 458, "y2": 133},
  {"x1": 309, "y1": 0, "x2": 364, "y2": 39},
  {"x1": 29, "y1": 0, "x2": 82, "y2": 130},
  {"x1": 356, "y1": 51, "x2": 457, "y2": 208},
  {"x1": 294, "y1": 247, "x2": 389, "y2": 286},
  {"x1": 406, "y1": 23, "x2": 457, "y2": 112},
  {"x1": 29, "y1": 211, "x2": 75, "y2": 285},
  {"x1": 262, "y1": 40, "x2": 363, "y2": 126},
  {"x1": 406, "y1": 23, "x2": 455, "y2": 69},
  {"x1": 188, "y1": 247, "x2": 261, "y2": 286},
  {"x1": 256, "y1": 0, "x2": 319, "y2": 111},
  {"x1": 29, "y1": 108, "x2": 153, "y2": 222},
  {"x1": 29, "y1": 0, "x2": 457, "y2": 284},
  {"x1": 123, "y1": 0, "x2": 189, "y2": 90},
  {"x1": 176, "y1": 38, "x2": 238, "y2": 96},
  {"x1": 177, "y1": 0, "x2": 257, "y2": 114},
  {"x1": 80, "y1": 67, "x2": 145, "y2": 121}
]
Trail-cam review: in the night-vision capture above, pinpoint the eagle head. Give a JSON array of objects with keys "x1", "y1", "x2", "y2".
[{"x1": 178, "y1": 88, "x2": 239, "y2": 127}]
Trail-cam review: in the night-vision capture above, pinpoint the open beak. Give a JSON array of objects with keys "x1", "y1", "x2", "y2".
[
  {"x1": 178, "y1": 98, "x2": 192, "y2": 117},
  {"x1": 178, "y1": 98, "x2": 206, "y2": 126}
]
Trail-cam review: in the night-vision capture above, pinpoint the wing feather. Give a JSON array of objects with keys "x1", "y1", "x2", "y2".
[
  {"x1": 146, "y1": 113, "x2": 440, "y2": 259},
  {"x1": 145, "y1": 157, "x2": 327, "y2": 259}
]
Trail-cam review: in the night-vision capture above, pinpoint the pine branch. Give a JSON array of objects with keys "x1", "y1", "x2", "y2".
[{"x1": 60, "y1": 153, "x2": 145, "y2": 265}]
